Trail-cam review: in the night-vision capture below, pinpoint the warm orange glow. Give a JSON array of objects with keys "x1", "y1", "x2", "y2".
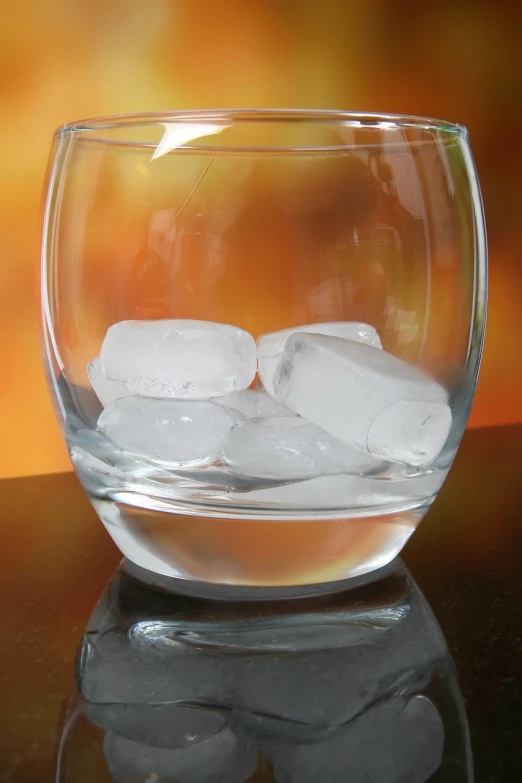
[
  {"x1": 2, "y1": 1, "x2": 521, "y2": 478},
  {"x1": 117, "y1": 504, "x2": 418, "y2": 586}
]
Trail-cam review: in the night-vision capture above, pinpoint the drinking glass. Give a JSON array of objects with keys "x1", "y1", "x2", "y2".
[{"x1": 40, "y1": 110, "x2": 487, "y2": 589}]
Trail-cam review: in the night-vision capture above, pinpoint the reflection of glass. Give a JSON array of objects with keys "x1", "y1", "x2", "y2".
[
  {"x1": 57, "y1": 560, "x2": 472, "y2": 782},
  {"x1": 40, "y1": 110, "x2": 487, "y2": 589}
]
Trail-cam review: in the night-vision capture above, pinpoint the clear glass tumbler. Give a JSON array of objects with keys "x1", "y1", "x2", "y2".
[{"x1": 40, "y1": 110, "x2": 487, "y2": 589}]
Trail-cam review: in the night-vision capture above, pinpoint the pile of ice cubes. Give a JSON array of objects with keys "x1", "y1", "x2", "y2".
[{"x1": 87, "y1": 319, "x2": 452, "y2": 499}]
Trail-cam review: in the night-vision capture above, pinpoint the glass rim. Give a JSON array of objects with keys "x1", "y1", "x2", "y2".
[{"x1": 54, "y1": 108, "x2": 468, "y2": 150}]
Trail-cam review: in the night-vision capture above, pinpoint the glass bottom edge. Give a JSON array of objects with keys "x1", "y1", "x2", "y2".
[
  {"x1": 91, "y1": 494, "x2": 423, "y2": 590},
  {"x1": 121, "y1": 556, "x2": 402, "y2": 600}
]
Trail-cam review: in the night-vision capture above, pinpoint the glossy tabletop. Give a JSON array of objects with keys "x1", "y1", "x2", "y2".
[{"x1": 1, "y1": 424, "x2": 521, "y2": 782}]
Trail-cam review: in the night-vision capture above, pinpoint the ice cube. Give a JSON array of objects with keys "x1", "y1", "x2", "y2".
[
  {"x1": 98, "y1": 398, "x2": 241, "y2": 467},
  {"x1": 222, "y1": 418, "x2": 382, "y2": 480},
  {"x1": 275, "y1": 334, "x2": 451, "y2": 467},
  {"x1": 264, "y1": 698, "x2": 405, "y2": 783},
  {"x1": 363, "y1": 695, "x2": 444, "y2": 782},
  {"x1": 230, "y1": 709, "x2": 343, "y2": 745},
  {"x1": 100, "y1": 320, "x2": 257, "y2": 399},
  {"x1": 367, "y1": 399, "x2": 452, "y2": 467},
  {"x1": 84, "y1": 701, "x2": 226, "y2": 749},
  {"x1": 216, "y1": 388, "x2": 295, "y2": 419},
  {"x1": 87, "y1": 357, "x2": 134, "y2": 407},
  {"x1": 231, "y1": 588, "x2": 446, "y2": 736},
  {"x1": 103, "y1": 727, "x2": 258, "y2": 783},
  {"x1": 236, "y1": 636, "x2": 433, "y2": 734},
  {"x1": 258, "y1": 322, "x2": 382, "y2": 397},
  {"x1": 79, "y1": 625, "x2": 233, "y2": 706}
]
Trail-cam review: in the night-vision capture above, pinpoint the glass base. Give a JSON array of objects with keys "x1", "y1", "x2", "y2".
[
  {"x1": 121, "y1": 556, "x2": 402, "y2": 601},
  {"x1": 93, "y1": 495, "x2": 418, "y2": 589}
]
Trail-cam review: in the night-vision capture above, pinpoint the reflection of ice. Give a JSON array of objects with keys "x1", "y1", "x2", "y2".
[
  {"x1": 81, "y1": 624, "x2": 229, "y2": 704},
  {"x1": 275, "y1": 333, "x2": 451, "y2": 467},
  {"x1": 265, "y1": 695, "x2": 443, "y2": 783},
  {"x1": 384, "y1": 297, "x2": 420, "y2": 346},
  {"x1": 232, "y1": 602, "x2": 440, "y2": 728},
  {"x1": 68, "y1": 560, "x2": 472, "y2": 781},
  {"x1": 363, "y1": 695, "x2": 444, "y2": 783},
  {"x1": 85, "y1": 701, "x2": 225, "y2": 749},
  {"x1": 104, "y1": 727, "x2": 258, "y2": 783},
  {"x1": 307, "y1": 278, "x2": 345, "y2": 318},
  {"x1": 264, "y1": 698, "x2": 404, "y2": 783}
]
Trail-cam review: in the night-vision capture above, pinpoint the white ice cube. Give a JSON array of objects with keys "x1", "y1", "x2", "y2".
[
  {"x1": 264, "y1": 699, "x2": 405, "y2": 783},
  {"x1": 222, "y1": 418, "x2": 382, "y2": 480},
  {"x1": 257, "y1": 322, "x2": 382, "y2": 397},
  {"x1": 98, "y1": 398, "x2": 241, "y2": 467},
  {"x1": 87, "y1": 357, "x2": 134, "y2": 407},
  {"x1": 85, "y1": 701, "x2": 226, "y2": 749},
  {"x1": 275, "y1": 334, "x2": 451, "y2": 467},
  {"x1": 363, "y1": 695, "x2": 444, "y2": 783},
  {"x1": 368, "y1": 399, "x2": 452, "y2": 467},
  {"x1": 216, "y1": 389, "x2": 295, "y2": 419},
  {"x1": 100, "y1": 319, "x2": 257, "y2": 399},
  {"x1": 264, "y1": 696, "x2": 443, "y2": 783},
  {"x1": 103, "y1": 727, "x2": 258, "y2": 783}
]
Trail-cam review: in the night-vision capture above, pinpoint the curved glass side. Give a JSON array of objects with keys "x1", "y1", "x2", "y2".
[{"x1": 40, "y1": 112, "x2": 487, "y2": 587}]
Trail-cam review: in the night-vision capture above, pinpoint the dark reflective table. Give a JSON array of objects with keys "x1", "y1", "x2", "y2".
[{"x1": 0, "y1": 425, "x2": 521, "y2": 781}]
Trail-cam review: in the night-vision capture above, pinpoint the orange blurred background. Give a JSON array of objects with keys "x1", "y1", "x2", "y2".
[{"x1": 2, "y1": 0, "x2": 521, "y2": 479}]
